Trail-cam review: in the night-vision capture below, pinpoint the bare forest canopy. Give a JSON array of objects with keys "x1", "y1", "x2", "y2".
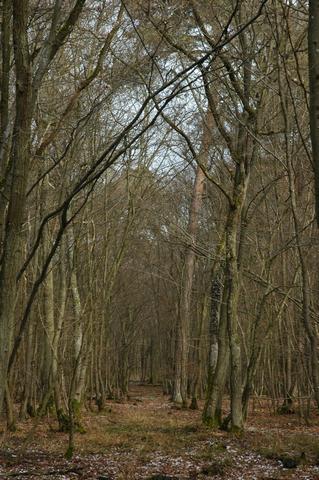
[{"x1": 0, "y1": 0, "x2": 319, "y2": 460}]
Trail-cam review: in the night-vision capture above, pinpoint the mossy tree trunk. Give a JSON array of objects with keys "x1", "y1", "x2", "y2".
[
  {"x1": 202, "y1": 256, "x2": 227, "y2": 426},
  {"x1": 225, "y1": 166, "x2": 249, "y2": 433}
]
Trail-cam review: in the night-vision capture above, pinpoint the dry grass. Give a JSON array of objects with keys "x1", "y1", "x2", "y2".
[{"x1": 76, "y1": 388, "x2": 209, "y2": 455}]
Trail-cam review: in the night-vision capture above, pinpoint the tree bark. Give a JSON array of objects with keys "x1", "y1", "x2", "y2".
[
  {"x1": 0, "y1": 0, "x2": 87, "y2": 415},
  {"x1": 308, "y1": 0, "x2": 319, "y2": 225},
  {"x1": 0, "y1": 0, "x2": 32, "y2": 412},
  {"x1": 203, "y1": 270, "x2": 229, "y2": 427},
  {"x1": 173, "y1": 112, "x2": 212, "y2": 406},
  {"x1": 225, "y1": 162, "x2": 250, "y2": 432}
]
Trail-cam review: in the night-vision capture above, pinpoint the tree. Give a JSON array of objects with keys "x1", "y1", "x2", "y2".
[
  {"x1": 309, "y1": 0, "x2": 319, "y2": 225},
  {"x1": 0, "y1": 0, "x2": 87, "y2": 413}
]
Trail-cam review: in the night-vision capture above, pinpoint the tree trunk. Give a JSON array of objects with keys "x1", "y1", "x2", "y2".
[
  {"x1": 40, "y1": 186, "x2": 55, "y2": 408},
  {"x1": 225, "y1": 162, "x2": 249, "y2": 432},
  {"x1": 173, "y1": 112, "x2": 212, "y2": 406},
  {"x1": 202, "y1": 260, "x2": 226, "y2": 425},
  {"x1": 309, "y1": 0, "x2": 319, "y2": 225},
  {"x1": 68, "y1": 225, "x2": 87, "y2": 410},
  {"x1": 0, "y1": 0, "x2": 32, "y2": 412},
  {"x1": 204, "y1": 279, "x2": 230, "y2": 425}
]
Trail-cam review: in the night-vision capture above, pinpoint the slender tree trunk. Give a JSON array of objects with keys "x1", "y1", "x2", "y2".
[
  {"x1": 202, "y1": 260, "x2": 225, "y2": 425},
  {"x1": 54, "y1": 237, "x2": 67, "y2": 426},
  {"x1": 40, "y1": 185, "x2": 55, "y2": 408},
  {"x1": 0, "y1": 0, "x2": 12, "y2": 243},
  {"x1": 287, "y1": 164, "x2": 319, "y2": 408},
  {"x1": 5, "y1": 382, "x2": 15, "y2": 431},
  {"x1": 0, "y1": 0, "x2": 11, "y2": 162},
  {"x1": 173, "y1": 112, "x2": 212, "y2": 405},
  {"x1": 189, "y1": 295, "x2": 206, "y2": 409},
  {"x1": 225, "y1": 162, "x2": 250, "y2": 432},
  {"x1": 68, "y1": 226, "x2": 87, "y2": 410},
  {"x1": 20, "y1": 320, "x2": 35, "y2": 419},
  {"x1": 203, "y1": 279, "x2": 229, "y2": 426},
  {"x1": 309, "y1": 0, "x2": 319, "y2": 224},
  {"x1": 308, "y1": 5, "x2": 319, "y2": 405}
]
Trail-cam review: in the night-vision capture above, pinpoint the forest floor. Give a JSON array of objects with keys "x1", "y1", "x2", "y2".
[{"x1": 0, "y1": 384, "x2": 319, "y2": 479}]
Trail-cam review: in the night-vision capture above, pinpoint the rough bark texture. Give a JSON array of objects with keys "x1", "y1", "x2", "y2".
[
  {"x1": 309, "y1": 0, "x2": 319, "y2": 224},
  {"x1": 203, "y1": 272, "x2": 229, "y2": 427},
  {"x1": 0, "y1": 0, "x2": 11, "y2": 166},
  {"x1": 0, "y1": 0, "x2": 32, "y2": 412},
  {"x1": 0, "y1": 0, "x2": 86, "y2": 414},
  {"x1": 225, "y1": 159, "x2": 250, "y2": 432}
]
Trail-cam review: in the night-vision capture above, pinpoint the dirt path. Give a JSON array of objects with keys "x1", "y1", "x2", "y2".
[{"x1": 0, "y1": 384, "x2": 319, "y2": 479}]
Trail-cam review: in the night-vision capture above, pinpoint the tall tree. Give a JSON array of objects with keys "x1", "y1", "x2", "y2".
[
  {"x1": 0, "y1": 0, "x2": 87, "y2": 412},
  {"x1": 309, "y1": 0, "x2": 319, "y2": 225}
]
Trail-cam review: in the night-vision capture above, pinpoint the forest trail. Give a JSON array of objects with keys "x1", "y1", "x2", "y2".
[
  {"x1": 1, "y1": 1, "x2": 318, "y2": 477},
  {"x1": 0, "y1": 384, "x2": 319, "y2": 479}
]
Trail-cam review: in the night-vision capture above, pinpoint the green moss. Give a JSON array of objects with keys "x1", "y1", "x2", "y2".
[
  {"x1": 57, "y1": 407, "x2": 86, "y2": 434},
  {"x1": 202, "y1": 414, "x2": 221, "y2": 428},
  {"x1": 65, "y1": 445, "x2": 74, "y2": 460},
  {"x1": 228, "y1": 424, "x2": 243, "y2": 436},
  {"x1": 57, "y1": 409, "x2": 70, "y2": 432},
  {"x1": 72, "y1": 400, "x2": 86, "y2": 433},
  {"x1": 71, "y1": 399, "x2": 81, "y2": 416}
]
